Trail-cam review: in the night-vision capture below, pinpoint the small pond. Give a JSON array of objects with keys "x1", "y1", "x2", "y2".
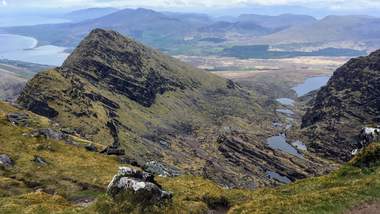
[
  {"x1": 266, "y1": 171, "x2": 291, "y2": 184},
  {"x1": 266, "y1": 134, "x2": 303, "y2": 158},
  {"x1": 276, "y1": 109, "x2": 295, "y2": 116},
  {"x1": 276, "y1": 98, "x2": 295, "y2": 106},
  {"x1": 292, "y1": 76, "x2": 330, "y2": 97}
]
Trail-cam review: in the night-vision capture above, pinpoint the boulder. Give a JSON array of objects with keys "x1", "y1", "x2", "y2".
[
  {"x1": 85, "y1": 143, "x2": 98, "y2": 152},
  {"x1": 64, "y1": 140, "x2": 81, "y2": 147},
  {"x1": 143, "y1": 161, "x2": 181, "y2": 177},
  {"x1": 31, "y1": 128, "x2": 66, "y2": 141},
  {"x1": 107, "y1": 167, "x2": 172, "y2": 204},
  {"x1": 118, "y1": 156, "x2": 140, "y2": 167},
  {"x1": 33, "y1": 156, "x2": 48, "y2": 165},
  {"x1": 7, "y1": 112, "x2": 30, "y2": 126},
  {"x1": 100, "y1": 146, "x2": 125, "y2": 156},
  {"x1": 158, "y1": 140, "x2": 170, "y2": 148},
  {"x1": 359, "y1": 127, "x2": 380, "y2": 147},
  {"x1": 0, "y1": 154, "x2": 13, "y2": 167}
]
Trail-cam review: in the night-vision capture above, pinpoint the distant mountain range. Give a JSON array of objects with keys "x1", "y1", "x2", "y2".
[
  {"x1": 199, "y1": 13, "x2": 316, "y2": 36},
  {"x1": 62, "y1": 7, "x2": 119, "y2": 22},
  {"x1": 2, "y1": 8, "x2": 201, "y2": 49},
  {"x1": 1, "y1": 8, "x2": 380, "y2": 56},
  {"x1": 260, "y1": 15, "x2": 380, "y2": 44}
]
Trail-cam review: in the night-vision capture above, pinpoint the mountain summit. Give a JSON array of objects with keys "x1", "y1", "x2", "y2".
[
  {"x1": 60, "y1": 28, "x2": 195, "y2": 107},
  {"x1": 18, "y1": 29, "x2": 328, "y2": 188}
]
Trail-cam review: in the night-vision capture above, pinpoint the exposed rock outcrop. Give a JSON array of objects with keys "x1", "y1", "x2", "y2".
[
  {"x1": 359, "y1": 127, "x2": 380, "y2": 146},
  {"x1": 214, "y1": 133, "x2": 331, "y2": 188},
  {"x1": 100, "y1": 146, "x2": 125, "y2": 156},
  {"x1": 302, "y1": 49, "x2": 380, "y2": 162},
  {"x1": 18, "y1": 98, "x2": 59, "y2": 118},
  {"x1": 31, "y1": 128, "x2": 66, "y2": 141},
  {"x1": 143, "y1": 161, "x2": 181, "y2": 177},
  {"x1": 33, "y1": 156, "x2": 48, "y2": 165},
  {"x1": 7, "y1": 112, "x2": 30, "y2": 126},
  {"x1": 85, "y1": 143, "x2": 98, "y2": 152},
  {"x1": 0, "y1": 154, "x2": 13, "y2": 168},
  {"x1": 107, "y1": 167, "x2": 172, "y2": 203}
]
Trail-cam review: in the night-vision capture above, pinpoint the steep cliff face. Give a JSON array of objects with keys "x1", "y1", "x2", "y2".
[
  {"x1": 302, "y1": 49, "x2": 380, "y2": 161},
  {"x1": 18, "y1": 29, "x2": 329, "y2": 188}
]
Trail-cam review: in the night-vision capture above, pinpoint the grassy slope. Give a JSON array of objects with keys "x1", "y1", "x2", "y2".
[{"x1": 0, "y1": 102, "x2": 119, "y2": 213}]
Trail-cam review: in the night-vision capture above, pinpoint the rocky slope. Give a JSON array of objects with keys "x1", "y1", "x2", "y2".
[
  {"x1": 1, "y1": 99, "x2": 379, "y2": 213},
  {"x1": 17, "y1": 29, "x2": 330, "y2": 188},
  {"x1": 302, "y1": 49, "x2": 380, "y2": 161},
  {"x1": 0, "y1": 100, "x2": 232, "y2": 213}
]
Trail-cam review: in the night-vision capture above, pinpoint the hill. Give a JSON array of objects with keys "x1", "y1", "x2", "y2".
[
  {"x1": 63, "y1": 7, "x2": 119, "y2": 22},
  {"x1": 259, "y1": 15, "x2": 380, "y2": 47},
  {"x1": 2, "y1": 8, "x2": 205, "y2": 50},
  {"x1": 163, "y1": 12, "x2": 212, "y2": 26},
  {"x1": 17, "y1": 29, "x2": 330, "y2": 189},
  {"x1": 301, "y1": 48, "x2": 380, "y2": 162}
]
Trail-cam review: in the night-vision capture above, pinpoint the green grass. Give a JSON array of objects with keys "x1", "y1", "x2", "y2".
[
  {"x1": 0, "y1": 192, "x2": 84, "y2": 214},
  {"x1": 0, "y1": 102, "x2": 121, "y2": 213}
]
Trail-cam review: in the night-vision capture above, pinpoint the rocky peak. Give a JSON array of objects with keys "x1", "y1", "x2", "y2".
[
  {"x1": 302, "y1": 49, "x2": 380, "y2": 161},
  {"x1": 60, "y1": 28, "x2": 186, "y2": 107}
]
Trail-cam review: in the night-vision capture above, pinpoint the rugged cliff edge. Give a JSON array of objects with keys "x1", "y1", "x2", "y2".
[
  {"x1": 302, "y1": 49, "x2": 380, "y2": 161},
  {"x1": 18, "y1": 29, "x2": 330, "y2": 188}
]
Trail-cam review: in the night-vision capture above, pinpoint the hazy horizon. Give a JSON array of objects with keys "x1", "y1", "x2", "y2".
[{"x1": 1, "y1": 0, "x2": 380, "y2": 18}]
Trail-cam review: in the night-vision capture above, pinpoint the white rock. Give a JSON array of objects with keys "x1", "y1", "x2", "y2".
[
  {"x1": 106, "y1": 166, "x2": 172, "y2": 203},
  {"x1": 364, "y1": 127, "x2": 380, "y2": 135}
]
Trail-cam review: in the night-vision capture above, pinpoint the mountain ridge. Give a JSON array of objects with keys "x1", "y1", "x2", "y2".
[
  {"x1": 301, "y1": 48, "x2": 380, "y2": 161},
  {"x1": 259, "y1": 15, "x2": 380, "y2": 45},
  {"x1": 63, "y1": 7, "x2": 119, "y2": 22}
]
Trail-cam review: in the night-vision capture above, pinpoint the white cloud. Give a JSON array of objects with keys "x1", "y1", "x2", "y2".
[
  {"x1": 4, "y1": 0, "x2": 380, "y2": 10},
  {"x1": 2, "y1": 0, "x2": 7, "y2": 6}
]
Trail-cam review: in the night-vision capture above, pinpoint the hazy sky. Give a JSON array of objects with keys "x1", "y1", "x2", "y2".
[
  {"x1": 0, "y1": 0, "x2": 379, "y2": 9},
  {"x1": 1, "y1": 0, "x2": 380, "y2": 17}
]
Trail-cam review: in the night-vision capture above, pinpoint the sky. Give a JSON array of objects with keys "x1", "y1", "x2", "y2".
[{"x1": 0, "y1": 0, "x2": 380, "y2": 17}]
